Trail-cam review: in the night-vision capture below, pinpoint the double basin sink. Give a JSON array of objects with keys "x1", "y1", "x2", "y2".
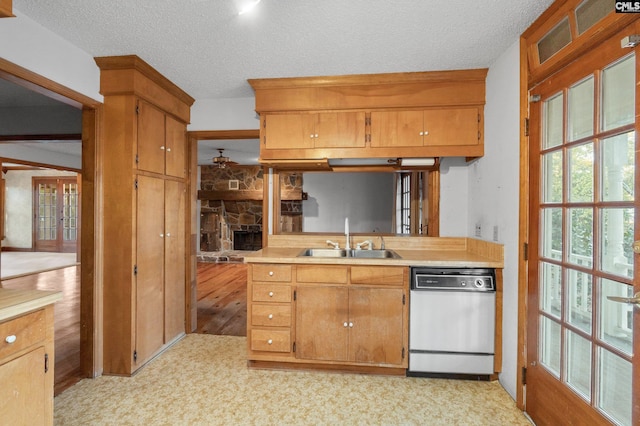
[{"x1": 298, "y1": 248, "x2": 401, "y2": 259}]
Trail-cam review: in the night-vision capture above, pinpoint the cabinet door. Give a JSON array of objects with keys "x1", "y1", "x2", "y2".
[
  {"x1": 263, "y1": 114, "x2": 315, "y2": 150},
  {"x1": 164, "y1": 115, "x2": 186, "y2": 178},
  {"x1": 296, "y1": 286, "x2": 349, "y2": 361},
  {"x1": 135, "y1": 175, "x2": 165, "y2": 366},
  {"x1": 137, "y1": 100, "x2": 166, "y2": 174},
  {"x1": 349, "y1": 287, "x2": 405, "y2": 365},
  {"x1": 0, "y1": 347, "x2": 46, "y2": 425},
  {"x1": 423, "y1": 107, "x2": 480, "y2": 146},
  {"x1": 164, "y1": 180, "x2": 186, "y2": 342},
  {"x1": 370, "y1": 110, "x2": 424, "y2": 147},
  {"x1": 314, "y1": 112, "x2": 366, "y2": 148}
]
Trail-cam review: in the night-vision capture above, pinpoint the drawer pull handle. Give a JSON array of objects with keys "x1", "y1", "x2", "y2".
[
  {"x1": 267, "y1": 339, "x2": 273, "y2": 345},
  {"x1": 269, "y1": 292, "x2": 274, "y2": 297},
  {"x1": 269, "y1": 271, "x2": 274, "y2": 276},
  {"x1": 268, "y1": 314, "x2": 273, "y2": 319},
  {"x1": 5, "y1": 335, "x2": 17, "y2": 344}
]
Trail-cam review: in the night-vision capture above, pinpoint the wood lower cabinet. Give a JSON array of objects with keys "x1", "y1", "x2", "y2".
[
  {"x1": 247, "y1": 263, "x2": 408, "y2": 372},
  {"x1": 0, "y1": 306, "x2": 56, "y2": 425}
]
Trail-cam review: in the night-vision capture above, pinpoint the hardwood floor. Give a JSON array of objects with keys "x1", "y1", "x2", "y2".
[
  {"x1": 196, "y1": 263, "x2": 247, "y2": 336},
  {"x1": 1, "y1": 262, "x2": 248, "y2": 396},
  {"x1": 1, "y1": 266, "x2": 83, "y2": 396}
]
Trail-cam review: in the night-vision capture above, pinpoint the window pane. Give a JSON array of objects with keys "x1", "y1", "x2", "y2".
[
  {"x1": 602, "y1": 55, "x2": 635, "y2": 130},
  {"x1": 599, "y1": 279, "x2": 633, "y2": 355},
  {"x1": 538, "y1": 18, "x2": 572, "y2": 63},
  {"x1": 568, "y1": 77, "x2": 594, "y2": 141},
  {"x1": 565, "y1": 330, "x2": 592, "y2": 400},
  {"x1": 600, "y1": 208, "x2": 634, "y2": 278},
  {"x1": 598, "y1": 348, "x2": 632, "y2": 426},
  {"x1": 542, "y1": 151, "x2": 563, "y2": 203},
  {"x1": 568, "y1": 142, "x2": 594, "y2": 202},
  {"x1": 540, "y1": 316, "x2": 561, "y2": 377},
  {"x1": 568, "y1": 208, "x2": 593, "y2": 268},
  {"x1": 541, "y1": 208, "x2": 563, "y2": 260},
  {"x1": 543, "y1": 93, "x2": 564, "y2": 149},
  {"x1": 540, "y1": 262, "x2": 562, "y2": 318},
  {"x1": 567, "y1": 269, "x2": 592, "y2": 333},
  {"x1": 602, "y1": 132, "x2": 635, "y2": 202},
  {"x1": 575, "y1": 0, "x2": 614, "y2": 35}
]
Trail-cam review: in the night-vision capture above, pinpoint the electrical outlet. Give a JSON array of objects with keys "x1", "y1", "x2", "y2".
[
  {"x1": 475, "y1": 224, "x2": 481, "y2": 237},
  {"x1": 493, "y1": 225, "x2": 499, "y2": 242}
]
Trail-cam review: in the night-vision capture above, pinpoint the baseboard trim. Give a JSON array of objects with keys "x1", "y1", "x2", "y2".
[{"x1": 1, "y1": 247, "x2": 34, "y2": 252}]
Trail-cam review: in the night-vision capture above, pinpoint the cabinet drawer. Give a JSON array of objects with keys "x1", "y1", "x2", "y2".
[
  {"x1": 0, "y1": 310, "x2": 45, "y2": 361},
  {"x1": 250, "y1": 329, "x2": 291, "y2": 353},
  {"x1": 252, "y1": 264, "x2": 292, "y2": 282},
  {"x1": 296, "y1": 265, "x2": 348, "y2": 284},
  {"x1": 252, "y1": 304, "x2": 292, "y2": 327},
  {"x1": 351, "y1": 266, "x2": 406, "y2": 286},
  {"x1": 252, "y1": 284, "x2": 292, "y2": 303}
]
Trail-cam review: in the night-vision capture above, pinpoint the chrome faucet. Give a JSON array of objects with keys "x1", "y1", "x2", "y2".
[
  {"x1": 344, "y1": 217, "x2": 351, "y2": 250},
  {"x1": 379, "y1": 235, "x2": 385, "y2": 250}
]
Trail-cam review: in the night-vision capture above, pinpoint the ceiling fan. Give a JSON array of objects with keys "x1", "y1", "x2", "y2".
[{"x1": 212, "y1": 149, "x2": 238, "y2": 168}]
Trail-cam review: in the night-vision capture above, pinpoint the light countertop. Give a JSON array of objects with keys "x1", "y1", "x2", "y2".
[
  {"x1": 244, "y1": 235, "x2": 504, "y2": 268},
  {"x1": 0, "y1": 288, "x2": 63, "y2": 322}
]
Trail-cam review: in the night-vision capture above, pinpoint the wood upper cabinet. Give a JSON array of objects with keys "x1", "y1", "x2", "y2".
[
  {"x1": 137, "y1": 100, "x2": 187, "y2": 179},
  {"x1": 249, "y1": 69, "x2": 487, "y2": 160},
  {"x1": 262, "y1": 112, "x2": 366, "y2": 150},
  {"x1": 0, "y1": 0, "x2": 13, "y2": 17},
  {"x1": 370, "y1": 107, "x2": 481, "y2": 148}
]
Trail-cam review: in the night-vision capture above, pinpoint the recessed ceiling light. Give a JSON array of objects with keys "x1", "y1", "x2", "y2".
[{"x1": 238, "y1": 0, "x2": 261, "y2": 15}]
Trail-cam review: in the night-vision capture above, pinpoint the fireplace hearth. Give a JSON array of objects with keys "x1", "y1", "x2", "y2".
[{"x1": 233, "y1": 230, "x2": 262, "y2": 251}]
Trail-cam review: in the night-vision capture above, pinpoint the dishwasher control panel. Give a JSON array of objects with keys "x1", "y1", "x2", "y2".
[{"x1": 411, "y1": 268, "x2": 495, "y2": 291}]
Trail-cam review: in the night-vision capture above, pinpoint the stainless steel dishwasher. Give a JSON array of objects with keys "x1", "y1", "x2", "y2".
[{"x1": 408, "y1": 267, "x2": 496, "y2": 377}]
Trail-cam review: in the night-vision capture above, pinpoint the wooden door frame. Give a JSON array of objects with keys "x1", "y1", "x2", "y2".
[
  {"x1": 0, "y1": 58, "x2": 103, "y2": 378},
  {"x1": 185, "y1": 129, "x2": 260, "y2": 332},
  {"x1": 518, "y1": 1, "x2": 640, "y2": 413}
]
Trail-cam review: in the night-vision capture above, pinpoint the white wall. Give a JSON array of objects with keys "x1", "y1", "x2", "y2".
[
  {"x1": 4, "y1": 169, "x2": 77, "y2": 249},
  {"x1": 469, "y1": 40, "x2": 521, "y2": 399},
  {"x1": 302, "y1": 173, "x2": 394, "y2": 233},
  {"x1": 439, "y1": 158, "x2": 470, "y2": 237},
  {"x1": 190, "y1": 97, "x2": 259, "y2": 130},
  {"x1": 0, "y1": 9, "x2": 102, "y2": 103}
]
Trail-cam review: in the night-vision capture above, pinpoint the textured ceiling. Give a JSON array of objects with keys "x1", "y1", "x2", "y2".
[{"x1": 12, "y1": 0, "x2": 554, "y2": 101}]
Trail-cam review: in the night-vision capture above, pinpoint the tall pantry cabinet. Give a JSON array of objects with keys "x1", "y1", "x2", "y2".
[{"x1": 96, "y1": 56, "x2": 194, "y2": 375}]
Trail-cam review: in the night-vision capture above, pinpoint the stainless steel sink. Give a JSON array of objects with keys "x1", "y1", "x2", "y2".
[
  {"x1": 348, "y1": 249, "x2": 401, "y2": 259},
  {"x1": 297, "y1": 248, "x2": 401, "y2": 259},
  {"x1": 298, "y1": 248, "x2": 347, "y2": 257}
]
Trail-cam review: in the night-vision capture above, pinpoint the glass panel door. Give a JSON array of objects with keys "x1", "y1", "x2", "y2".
[
  {"x1": 33, "y1": 177, "x2": 78, "y2": 253},
  {"x1": 528, "y1": 50, "x2": 637, "y2": 425}
]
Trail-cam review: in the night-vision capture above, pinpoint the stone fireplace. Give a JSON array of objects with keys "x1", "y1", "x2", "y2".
[{"x1": 199, "y1": 165, "x2": 303, "y2": 253}]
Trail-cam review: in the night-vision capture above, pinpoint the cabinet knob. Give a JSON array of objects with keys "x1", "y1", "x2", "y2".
[
  {"x1": 269, "y1": 271, "x2": 274, "y2": 276},
  {"x1": 267, "y1": 339, "x2": 273, "y2": 345},
  {"x1": 166, "y1": 232, "x2": 171, "y2": 237},
  {"x1": 314, "y1": 134, "x2": 318, "y2": 138},
  {"x1": 268, "y1": 314, "x2": 273, "y2": 319},
  {"x1": 5, "y1": 335, "x2": 16, "y2": 344},
  {"x1": 166, "y1": 147, "x2": 171, "y2": 152},
  {"x1": 160, "y1": 233, "x2": 164, "y2": 238},
  {"x1": 424, "y1": 131, "x2": 429, "y2": 136},
  {"x1": 419, "y1": 131, "x2": 424, "y2": 136},
  {"x1": 268, "y1": 291, "x2": 274, "y2": 297},
  {"x1": 349, "y1": 322, "x2": 354, "y2": 328},
  {"x1": 343, "y1": 322, "x2": 348, "y2": 327},
  {"x1": 160, "y1": 145, "x2": 165, "y2": 150}
]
